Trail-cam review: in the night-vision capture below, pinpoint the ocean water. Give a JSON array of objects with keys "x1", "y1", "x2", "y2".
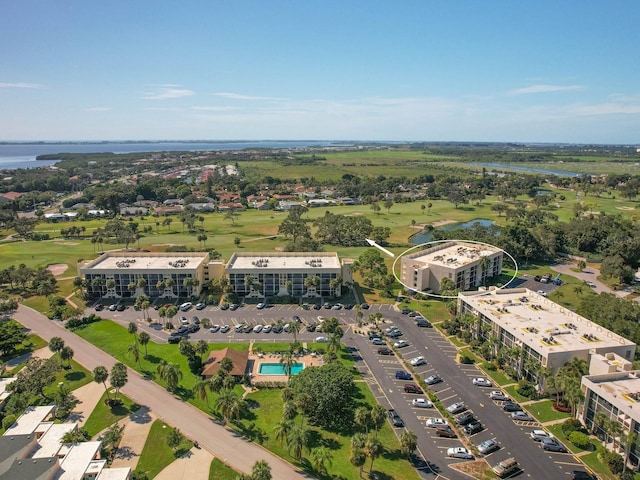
[{"x1": 0, "y1": 140, "x2": 335, "y2": 170}]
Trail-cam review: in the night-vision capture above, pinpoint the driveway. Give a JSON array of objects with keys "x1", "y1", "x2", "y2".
[
  {"x1": 68, "y1": 381, "x2": 105, "y2": 426},
  {"x1": 13, "y1": 305, "x2": 315, "y2": 480},
  {"x1": 111, "y1": 406, "x2": 156, "y2": 470},
  {"x1": 155, "y1": 446, "x2": 213, "y2": 480}
]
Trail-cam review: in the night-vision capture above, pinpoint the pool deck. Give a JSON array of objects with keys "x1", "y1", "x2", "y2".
[{"x1": 249, "y1": 353, "x2": 324, "y2": 383}]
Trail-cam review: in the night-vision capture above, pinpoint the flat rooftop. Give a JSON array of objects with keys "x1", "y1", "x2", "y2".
[
  {"x1": 460, "y1": 288, "x2": 635, "y2": 354},
  {"x1": 0, "y1": 377, "x2": 16, "y2": 402},
  {"x1": 227, "y1": 252, "x2": 341, "y2": 271},
  {"x1": 82, "y1": 252, "x2": 208, "y2": 271},
  {"x1": 32, "y1": 423, "x2": 77, "y2": 458},
  {"x1": 406, "y1": 241, "x2": 501, "y2": 269},
  {"x1": 583, "y1": 371, "x2": 640, "y2": 418},
  {"x1": 3, "y1": 406, "x2": 54, "y2": 436},
  {"x1": 58, "y1": 441, "x2": 102, "y2": 480}
]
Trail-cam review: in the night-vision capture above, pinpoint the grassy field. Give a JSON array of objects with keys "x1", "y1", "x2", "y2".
[
  {"x1": 208, "y1": 458, "x2": 238, "y2": 480},
  {"x1": 136, "y1": 419, "x2": 193, "y2": 479},
  {"x1": 42, "y1": 356, "x2": 92, "y2": 396},
  {"x1": 526, "y1": 400, "x2": 571, "y2": 424},
  {"x1": 83, "y1": 391, "x2": 140, "y2": 437}
]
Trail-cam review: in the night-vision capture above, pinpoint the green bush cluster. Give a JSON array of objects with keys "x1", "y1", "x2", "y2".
[
  {"x1": 568, "y1": 431, "x2": 590, "y2": 449},
  {"x1": 66, "y1": 314, "x2": 101, "y2": 330},
  {"x1": 598, "y1": 449, "x2": 624, "y2": 474},
  {"x1": 561, "y1": 418, "x2": 587, "y2": 436},
  {"x1": 482, "y1": 361, "x2": 497, "y2": 371},
  {"x1": 515, "y1": 380, "x2": 536, "y2": 398}
]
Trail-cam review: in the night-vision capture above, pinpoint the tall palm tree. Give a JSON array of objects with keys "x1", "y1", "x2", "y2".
[
  {"x1": 127, "y1": 342, "x2": 141, "y2": 368},
  {"x1": 192, "y1": 378, "x2": 211, "y2": 407},
  {"x1": 286, "y1": 423, "x2": 310, "y2": 461},
  {"x1": 364, "y1": 434, "x2": 383, "y2": 472},
  {"x1": 400, "y1": 430, "x2": 417, "y2": 458},
  {"x1": 214, "y1": 388, "x2": 244, "y2": 425},
  {"x1": 592, "y1": 411, "x2": 609, "y2": 439},
  {"x1": 157, "y1": 360, "x2": 182, "y2": 392},
  {"x1": 280, "y1": 350, "x2": 295, "y2": 381},
  {"x1": 251, "y1": 460, "x2": 272, "y2": 480},
  {"x1": 128, "y1": 322, "x2": 138, "y2": 343},
  {"x1": 350, "y1": 448, "x2": 366, "y2": 478},
  {"x1": 138, "y1": 331, "x2": 150, "y2": 357},
  {"x1": 370, "y1": 405, "x2": 386, "y2": 435},
  {"x1": 49, "y1": 336, "x2": 65, "y2": 355},
  {"x1": 273, "y1": 418, "x2": 293, "y2": 446},
  {"x1": 289, "y1": 320, "x2": 301, "y2": 344},
  {"x1": 355, "y1": 406, "x2": 372, "y2": 433},
  {"x1": 59, "y1": 346, "x2": 74, "y2": 368},
  {"x1": 310, "y1": 446, "x2": 333, "y2": 475},
  {"x1": 92, "y1": 365, "x2": 110, "y2": 401},
  {"x1": 283, "y1": 401, "x2": 297, "y2": 421}
]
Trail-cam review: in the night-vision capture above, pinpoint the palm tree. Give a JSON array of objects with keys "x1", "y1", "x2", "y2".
[
  {"x1": 273, "y1": 418, "x2": 293, "y2": 446},
  {"x1": 592, "y1": 411, "x2": 609, "y2": 439},
  {"x1": 370, "y1": 405, "x2": 386, "y2": 435},
  {"x1": 310, "y1": 446, "x2": 333, "y2": 475},
  {"x1": 289, "y1": 320, "x2": 301, "y2": 344},
  {"x1": 355, "y1": 406, "x2": 372, "y2": 433},
  {"x1": 49, "y1": 336, "x2": 64, "y2": 355},
  {"x1": 622, "y1": 431, "x2": 638, "y2": 474},
  {"x1": 280, "y1": 350, "x2": 295, "y2": 381},
  {"x1": 195, "y1": 339, "x2": 208, "y2": 362},
  {"x1": 214, "y1": 388, "x2": 244, "y2": 425},
  {"x1": 286, "y1": 423, "x2": 310, "y2": 461},
  {"x1": 157, "y1": 360, "x2": 183, "y2": 392},
  {"x1": 128, "y1": 322, "x2": 138, "y2": 343},
  {"x1": 138, "y1": 331, "x2": 150, "y2": 357},
  {"x1": 283, "y1": 401, "x2": 297, "y2": 421},
  {"x1": 251, "y1": 460, "x2": 272, "y2": 480},
  {"x1": 400, "y1": 430, "x2": 417, "y2": 458},
  {"x1": 609, "y1": 418, "x2": 623, "y2": 451},
  {"x1": 364, "y1": 434, "x2": 383, "y2": 472},
  {"x1": 93, "y1": 365, "x2": 110, "y2": 401},
  {"x1": 350, "y1": 448, "x2": 366, "y2": 478},
  {"x1": 164, "y1": 277, "x2": 175, "y2": 295},
  {"x1": 127, "y1": 342, "x2": 141, "y2": 368},
  {"x1": 192, "y1": 379, "x2": 211, "y2": 407},
  {"x1": 59, "y1": 346, "x2": 74, "y2": 367},
  {"x1": 110, "y1": 363, "x2": 128, "y2": 402}
]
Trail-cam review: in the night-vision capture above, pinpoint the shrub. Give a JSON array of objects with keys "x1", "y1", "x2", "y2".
[
  {"x1": 2, "y1": 414, "x2": 16, "y2": 430},
  {"x1": 603, "y1": 450, "x2": 624, "y2": 474},
  {"x1": 66, "y1": 314, "x2": 101, "y2": 330},
  {"x1": 553, "y1": 402, "x2": 572, "y2": 413},
  {"x1": 620, "y1": 471, "x2": 635, "y2": 480},
  {"x1": 459, "y1": 354, "x2": 474, "y2": 364},
  {"x1": 561, "y1": 418, "x2": 585, "y2": 436},
  {"x1": 482, "y1": 361, "x2": 497, "y2": 371},
  {"x1": 568, "y1": 431, "x2": 590, "y2": 449},
  {"x1": 516, "y1": 381, "x2": 537, "y2": 398}
]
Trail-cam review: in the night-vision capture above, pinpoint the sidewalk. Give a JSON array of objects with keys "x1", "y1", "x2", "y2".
[
  {"x1": 155, "y1": 446, "x2": 214, "y2": 480},
  {"x1": 68, "y1": 381, "x2": 105, "y2": 426},
  {"x1": 6, "y1": 345, "x2": 53, "y2": 369},
  {"x1": 111, "y1": 406, "x2": 156, "y2": 470}
]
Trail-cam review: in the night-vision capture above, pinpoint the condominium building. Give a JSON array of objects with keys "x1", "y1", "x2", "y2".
[
  {"x1": 580, "y1": 355, "x2": 640, "y2": 468},
  {"x1": 401, "y1": 241, "x2": 503, "y2": 294},
  {"x1": 458, "y1": 288, "x2": 636, "y2": 382},
  {"x1": 225, "y1": 252, "x2": 354, "y2": 298}
]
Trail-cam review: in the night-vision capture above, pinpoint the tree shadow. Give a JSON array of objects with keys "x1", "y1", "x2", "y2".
[
  {"x1": 236, "y1": 421, "x2": 267, "y2": 444},
  {"x1": 144, "y1": 354, "x2": 162, "y2": 365},
  {"x1": 64, "y1": 371, "x2": 87, "y2": 382},
  {"x1": 368, "y1": 470, "x2": 394, "y2": 480},
  {"x1": 382, "y1": 448, "x2": 403, "y2": 461}
]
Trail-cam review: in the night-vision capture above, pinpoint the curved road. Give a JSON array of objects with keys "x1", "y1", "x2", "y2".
[
  {"x1": 14, "y1": 305, "x2": 314, "y2": 480},
  {"x1": 550, "y1": 261, "x2": 633, "y2": 299}
]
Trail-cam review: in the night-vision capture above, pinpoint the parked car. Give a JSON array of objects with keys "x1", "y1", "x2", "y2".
[
  {"x1": 387, "y1": 330, "x2": 403, "y2": 338},
  {"x1": 511, "y1": 411, "x2": 534, "y2": 421},
  {"x1": 530, "y1": 429, "x2": 554, "y2": 442},
  {"x1": 219, "y1": 303, "x2": 229, "y2": 310},
  {"x1": 541, "y1": 437, "x2": 567, "y2": 452},
  {"x1": 360, "y1": 303, "x2": 370, "y2": 309},
  {"x1": 436, "y1": 426, "x2": 456, "y2": 438},
  {"x1": 323, "y1": 302, "x2": 332, "y2": 309},
  {"x1": 409, "y1": 356, "x2": 425, "y2": 366},
  {"x1": 219, "y1": 325, "x2": 230, "y2": 333},
  {"x1": 415, "y1": 318, "x2": 432, "y2": 327},
  {"x1": 332, "y1": 304, "x2": 342, "y2": 310},
  {"x1": 372, "y1": 338, "x2": 385, "y2": 346},
  {"x1": 315, "y1": 336, "x2": 329, "y2": 343},
  {"x1": 447, "y1": 447, "x2": 474, "y2": 459},
  {"x1": 395, "y1": 370, "x2": 412, "y2": 380},
  {"x1": 446, "y1": 402, "x2": 467, "y2": 414},
  {"x1": 234, "y1": 324, "x2": 245, "y2": 333},
  {"x1": 502, "y1": 402, "x2": 522, "y2": 412},
  {"x1": 312, "y1": 303, "x2": 321, "y2": 310},
  {"x1": 292, "y1": 315, "x2": 301, "y2": 323},
  {"x1": 262, "y1": 324, "x2": 272, "y2": 333},
  {"x1": 403, "y1": 383, "x2": 422, "y2": 394},
  {"x1": 271, "y1": 325, "x2": 283, "y2": 333},
  {"x1": 306, "y1": 324, "x2": 316, "y2": 332},
  {"x1": 388, "y1": 409, "x2": 404, "y2": 427},
  {"x1": 377, "y1": 347, "x2": 393, "y2": 355},
  {"x1": 393, "y1": 340, "x2": 408, "y2": 348},
  {"x1": 477, "y1": 439, "x2": 499, "y2": 454},
  {"x1": 180, "y1": 316, "x2": 189, "y2": 324},
  {"x1": 401, "y1": 308, "x2": 411, "y2": 314},
  {"x1": 570, "y1": 471, "x2": 595, "y2": 480},
  {"x1": 256, "y1": 302, "x2": 267, "y2": 309},
  {"x1": 191, "y1": 316, "x2": 200, "y2": 324},
  {"x1": 94, "y1": 304, "x2": 104, "y2": 311},
  {"x1": 426, "y1": 417, "x2": 447, "y2": 428},
  {"x1": 195, "y1": 302, "x2": 206, "y2": 310},
  {"x1": 463, "y1": 420, "x2": 483, "y2": 435},
  {"x1": 176, "y1": 325, "x2": 189, "y2": 335},
  {"x1": 188, "y1": 324, "x2": 200, "y2": 333},
  {"x1": 209, "y1": 325, "x2": 220, "y2": 333},
  {"x1": 229, "y1": 303, "x2": 239, "y2": 311},
  {"x1": 167, "y1": 335, "x2": 180, "y2": 344},
  {"x1": 455, "y1": 412, "x2": 475, "y2": 425},
  {"x1": 425, "y1": 374, "x2": 442, "y2": 385},
  {"x1": 108, "y1": 303, "x2": 117, "y2": 311},
  {"x1": 492, "y1": 457, "x2": 519, "y2": 478},
  {"x1": 490, "y1": 391, "x2": 509, "y2": 401},
  {"x1": 253, "y1": 324, "x2": 263, "y2": 333},
  {"x1": 472, "y1": 377, "x2": 492, "y2": 387},
  {"x1": 412, "y1": 398, "x2": 433, "y2": 408}
]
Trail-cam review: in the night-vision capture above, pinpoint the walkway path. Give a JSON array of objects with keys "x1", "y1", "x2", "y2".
[
  {"x1": 111, "y1": 406, "x2": 156, "y2": 470},
  {"x1": 155, "y1": 447, "x2": 214, "y2": 480},
  {"x1": 6, "y1": 345, "x2": 53, "y2": 370},
  {"x1": 13, "y1": 305, "x2": 314, "y2": 480},
  {"x1": 68, "y1": 381, "x2": 105, "y2": 426}
]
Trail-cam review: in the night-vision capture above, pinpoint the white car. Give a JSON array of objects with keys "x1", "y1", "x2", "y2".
[
  {"x1": 426, "y1": 417, "x2": 447, "y2": 428},
  {"x1": 530, "y1": 429, "x2": 554, "y2": 442},
  {"x1": 511, "y1": 411, "x2": 534, "y2": 421},
  {"x1": 537, "y1": 290, "x2": 548, "y2": 297},
  {"x1": 410, "y1": 356, "x2": 425, "y2": 366},
  {"x1": 253, "y1": 324, "x2": 263, "y2": 333},
  {"x1": 393, "y1": 340, "x2": 408, "y2": 348},
  {"x1": 315, "y1": 336, "x2": 329, "y2": 343},
  {"x1": 446, "y1": 402, "x2": 467, "y2": 414},
  {"x1": 262, "y1": 324, "x2": 272, "y2": 333},
  {"x1": 472, "y1": 377, "x2": 492, "y2": 387},
  {"x1": 209, "y1": 325, "x2": 220, "y2": 333},
  {"x1": 412, "y1": 398, "x2": 433, "y2": 408},
  {"x1": 447, "y1": 447, "x2": 474, "y2": 459},
  {"x1": 489, "y1": 390, "x2": 509, "y2": 401}
]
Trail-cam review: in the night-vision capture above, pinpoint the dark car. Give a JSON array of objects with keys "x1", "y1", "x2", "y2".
[
  {"x1": 388, "y1": 409, "x2": 404, "y2": 428},
  {"x1": 403, "y1": 383, "x2": 422, "y2": 394},
  {"x1": 94, "y1": 304, "x2": 104, "y2": 311},
  {"x1": 192, "y1": 316, "x2": 200, "y2": 324},
  {"x1": 416, "y1": 318, "x2": 432, "y2": 327},
  {"x1": 361, "y1": 303, "x2": 370, "y2": 309},
  {"x1": 502, "y1": 402, "x2": 522, "y2": 412},
  {"x1": 455, "y1": 412, "x2": 476, "y2": 425},
  {"x1": 220, "y1": 303, "x2": 229, "y2": 310},
  {"x1": 377, "y1": 347, "x2": 393, "y2": 355},
  {"x1": 293, "y1": 315, "x2": 301, "y2": 323},
  {"x1": 306, "y1": 324, "x2": 316, "y2": 332},
  {"x1": 229, "y1": 303, "x2": 239, "y2": 311},
  {"x1": 435, "y1": 426, "x2": 457, "y2": 438},
  {"x1": 313, "y1": 303, "x2": 322, "y2": 310},
  {"x1": 188, "y1": 324, "x2": 200, "y2": 333},
  {"x1": 167, "y1": 335, "x2": 180, "y2": 344},
  {"x1": 570, "y1": 471, "x2": 595, "y2": 480},
  {"x1": 344, "y1": 304, "x2": 354, "y2": 310},
  {"x1": 176, "y1": 325, "x2": 189, "y2": 335},
  {"x1": 401, "y1": 308, "x2": 411, "y2": 314},
  {"x1": 463, "y1": 420, "x2": 483, "y2": 435},
  {"x1": 369, "y1": 332, "x2": 382, "y2": 340},
  {"x1": 116, "y1": 304, "x2": 126, "y2": 311},
  {"x1": 272, "y1": 325, "x2": 283, "y2": 333},
  {"x1": 395, "y1": 370, "x2": 412, "y2": 380}
]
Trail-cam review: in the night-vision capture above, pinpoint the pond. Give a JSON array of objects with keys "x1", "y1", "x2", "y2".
[
  {"x1": 473, "y1": 162, "x2": 581, "y2": 177},
  {"x1": 411, "y1": 219, "x2": 496, "y2": 244}
]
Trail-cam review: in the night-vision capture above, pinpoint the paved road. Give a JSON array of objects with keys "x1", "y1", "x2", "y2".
[
  {"x1": 550, "y1": 261, "x2": 630, "y2": 297},
  {"x1": 13, "y1": 305, "x2": 314, "y2": 480}
]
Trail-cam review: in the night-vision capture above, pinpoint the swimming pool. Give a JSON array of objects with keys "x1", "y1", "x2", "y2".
[{"x1": 258, "y1": 362, "x2": 304, "y2": 375}]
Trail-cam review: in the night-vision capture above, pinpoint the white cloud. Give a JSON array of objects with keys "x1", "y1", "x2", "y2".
[
  {"x1": 213, "y1": 92, "x2": 284, "y2": 101},
  {"x1": 143, "y1": 86, "x2": 194, "y2": 100},
  {"x1": 0, "y1": 82, "x2": 41, "y2": 89},
  {"x1": 507, "y1": 84, "x2": 585, "y2": 95}
]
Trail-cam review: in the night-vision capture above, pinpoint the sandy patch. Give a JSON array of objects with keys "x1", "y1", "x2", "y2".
[
  {"x1": 583, "y1": 211, "x2": 601, "y2": 216},
  {"x1": 431, "y1": 219, "x2": 457, "y2": 227},
  {"x1": 617, "y1": 206, "x2": 635, "y2": 211},
  {"x1": 47, "y1": 263, "x2": 68, "y2": 276},
  {"x1": 54, "y1": 241, "x2": 79, "y2": 246},
  {"x1": 274, "y1": 246, "x2": 284, "y2": 251}
]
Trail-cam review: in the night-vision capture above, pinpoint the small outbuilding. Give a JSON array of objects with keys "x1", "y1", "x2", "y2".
[{"x1": 201, "y1": 348, "x2": 249, "y2": 378}]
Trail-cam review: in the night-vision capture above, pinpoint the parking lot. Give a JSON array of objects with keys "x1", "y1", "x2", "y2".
[{"x1": 92, "y1": 300, "x2": 590, "y2": 479}]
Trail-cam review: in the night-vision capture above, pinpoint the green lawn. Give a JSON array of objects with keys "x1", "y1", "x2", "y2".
[
  {"x1": 580, "y1": 443, "x2": 619, "y2": 480},
  {"x1": 208, "y1": 458, "x2": 239, "y2": 480},
  {"x1": 546, "y1": 423, "x2": 594, "y2": 455},
  {"x1": 136, "y1": 420, "x2": 193, "y2": 479},
  {"x1": 42, "y1": 356, "x2": 93, "y2": 396},
  {"x1": 481, "y1": 368, "x2": 514, "y2": 387},
  {"x1": 527, "y1": 400, "x2": 571, "y2": 424},
  {"x1": 504, "y1": 385, "x2": 530, "y2": 404},
  {"x1": 83, "y1": 391, "x2": 140, "y2": 436}
]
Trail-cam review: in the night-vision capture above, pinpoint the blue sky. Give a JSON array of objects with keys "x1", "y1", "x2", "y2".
[{"x1": 1, "y1": 1, "x2": 639, "y2": 143}]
